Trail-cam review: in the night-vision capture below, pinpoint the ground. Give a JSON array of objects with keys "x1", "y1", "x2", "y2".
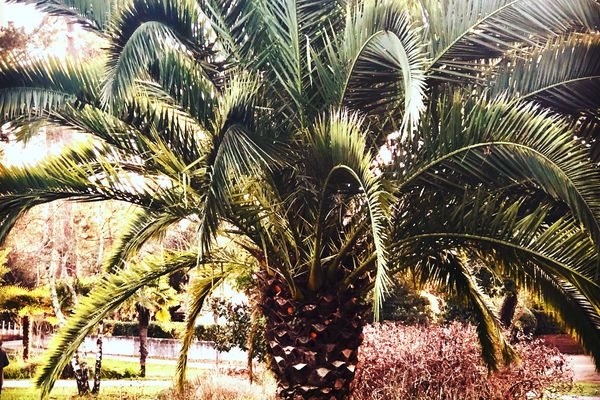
[{"x1": 2, "y1": 354, "x2": 599, "y2": 399}]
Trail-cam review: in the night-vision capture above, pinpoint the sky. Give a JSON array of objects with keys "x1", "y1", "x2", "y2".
[
  {"x1": 0, "y1": 1, "x2": 44, "y2": 31},
  {"x1": 0, "y1": 1, "x2": 90, "y2": 167}
]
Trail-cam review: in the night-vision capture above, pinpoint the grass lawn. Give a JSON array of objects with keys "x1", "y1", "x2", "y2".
[
  {"x1": 1, "y1": 386, "x2": 166, "y2": 400},
  {"x1": 566, "y1": 382, "x2": 600, "y2": 397},
  {"x1": 85, "y1": 357, "x2": 205, "y2": 379},
  {"x1": 5, "y1": 356, "x2": 205, "y2": 380}
]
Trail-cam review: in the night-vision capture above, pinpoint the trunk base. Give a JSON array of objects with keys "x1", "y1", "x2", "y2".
[{"x1": 260, "y1": 276, "x2": 366, "y2": 399}]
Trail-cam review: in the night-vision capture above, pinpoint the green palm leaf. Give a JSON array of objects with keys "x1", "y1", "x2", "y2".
[
  {"x1": 0, "y1": 58, "x2": 101, "y2": 122},
  {"x1": 397, "y1": 96, "x2": 600, "y2": 269},
  {"x1": 34, "y1": 250, "x2": 209, "y2": 398},
  {"x1": 176, "y1": 265, "x2": 233, "y2": 390},
  {"x1": 421, "y1": 0, "x2": 600, "y2": 81},
  {"x1": 489, "y1": 33, "x2": 600, "y2": 115}
]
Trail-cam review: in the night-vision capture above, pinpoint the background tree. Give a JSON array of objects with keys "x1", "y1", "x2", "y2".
[
  {"x1": 0, "y1": 285, "x2": 51, "y2": 360},
  {"x1": 0, "y1": 1, "x2": 599, "y2": 399}
]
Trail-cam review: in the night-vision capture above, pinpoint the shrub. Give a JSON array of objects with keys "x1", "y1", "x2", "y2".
[
  {"x1": 157, "y1": 370, "x2": 276, "y2": 400},
  {"x1": 3, "y1": 358, "x2": 40, "y2": 379},
  {"x1": 352, "y1": 322, "x2": 572, "y2": 400},
  {"x1": 106, "y1": 320, "x2": 183, "y2": 338},
  {"x1": 197, "y1": 299, "x2": 268, "y2": 362},
  {"x1": 380, "y1": 281, "x2": 434, "y2": 325},
  {"x1": 3, "y1": 357, "x2": 138, "y2": 380}
]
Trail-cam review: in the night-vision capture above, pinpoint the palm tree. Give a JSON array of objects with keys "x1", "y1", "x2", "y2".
[
  {"x1": 130, "y1": 275, "x2": 178, "y2": 377},
  {"x1": 1, "y1": 0, "x2": 600, "y2": 398},
  {"x1": 0, "y1": 286, "x2": 50, "y2": 361}
]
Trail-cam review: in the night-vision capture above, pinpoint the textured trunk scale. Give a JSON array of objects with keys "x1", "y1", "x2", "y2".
[
  {"x1": 22, "y1": 315, "x2": 30, "y2": 361},
  {"x1": 137, "y1": 305, "x2": 150, "y2": 378},
  {"x1": 260, "y1": 275, "x2": 366, "y2": 400}
]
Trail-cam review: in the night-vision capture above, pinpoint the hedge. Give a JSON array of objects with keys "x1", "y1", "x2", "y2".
[
  {"x1": 105, "y1": 320, "x2": 216, "y2": 341},
  {"x1": 3, "y1": 357, "x2": 138, "y2": 380},
  {"x1": 105, "y1": 320, "x2": 183, "y2": 339}
]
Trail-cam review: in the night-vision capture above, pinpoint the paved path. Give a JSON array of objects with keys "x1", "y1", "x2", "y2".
[
  {"x1": 567, "y1": 355, "x2": 600, "y2": 384},
  {"x1": 97, "y1": 354, "x2": 243, "y2": 368},
  {"x1": 3, "y1": 379, "x2": 172, "y2": 389}
]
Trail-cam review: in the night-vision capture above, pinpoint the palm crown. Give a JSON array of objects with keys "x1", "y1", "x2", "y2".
[{"x1": 1, "y1": 0, "x2": 600, "y2": 398}]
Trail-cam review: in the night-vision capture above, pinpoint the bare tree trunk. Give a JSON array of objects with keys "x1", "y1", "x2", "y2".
[
  {"x1": 47, "y1": 252, "x2": 65, "y2": 323},
  {"x1": 72, "y1": 352, "x2": 90, "y2": 396},
  {"x1": 137, "y1": 305, "x2": 150, "y2": 377},
  {"x1": 91, "y1": 322, "x2": 103, "y2": 394},
  {"x1": 246, "y1": 307, "x2": 260, "y2": 384},
  {"x1": 22, "y1": 315, "x2": 30, "y2": 361}
]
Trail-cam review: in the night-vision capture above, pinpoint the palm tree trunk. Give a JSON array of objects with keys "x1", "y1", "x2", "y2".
[
  {"x1": 136, "y1": 305, "x2": 150, "y2": 377},
  {"x1": 91, "y1": 322, "x2": 103, "y2": 394},
  {"x1": 260, "y1": 275, "x2": 366, "y2": 399},
  {"x1": 22, "y1": 315, "x2": 30, "y2": 361},
  {"x1": 500, "y1": 292, "x2": 518, "y2": 329}
]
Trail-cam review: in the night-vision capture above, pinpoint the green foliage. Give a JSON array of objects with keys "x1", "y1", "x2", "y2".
[
  {"x1": 380, "y1": 281, "x2": 433, "y2": 325},
  {"x1": 3, "y1": 357, "x2": 137, "y2": 380},
  {"x1": 200, "y1": 298, "x2": 268, "y2": 362},
  {"x1": 0, "y1": 285, "x2": 51, "y2": 316},
  {"x1": 3, "y1": 358, "x2": 42, "y2": 380},
  {"x1": 107, "y1": 320, "x2": 182, "y2": 339},
  {"x1": 1, "y1": 0, "x2": 600, "y2": 397}
]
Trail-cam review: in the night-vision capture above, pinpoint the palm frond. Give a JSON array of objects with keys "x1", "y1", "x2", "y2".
[
  {"x1": 489, "y1": 33, "x2": 600, "y2": 115},
  {"x1": 505, "y1": 263, "x2": 600, "y2": 369},
  {"x1": 148, "y1": 51, "x2": 217, "y2": 128},
  {"x1": 390, "y1": 190, "x2": 600, "y2": 364},
  {"x1": 309, "y1": 109, "x2": 395, "y2": 317},
  {"x1": 0, "y1": 141, "x2": 190, "y2": 243},
  {"x1": 34, "y1": 250, "x2": 205, "y2": 399},
  {"x1": 199, "y1": 0, "x2": 264, "y2": 65},
  {"x1": 337, "y1": 0, "x2": 427, "y2": 135},
  {"x1": 10, "y1": 0, "x2": 119, "y2": 31},
  {"x1": 192, "y1": 74, "x2": 274, "y2": 258},
  {"x1": 392, "y1": 190, "x2": 600, "y2": 312},
  {"x1": 256, "y1": 0, "x2": 305, "y2": 120},
  {"x1": 397, "y1": 96, "x2": 600, "y2": 267},
  {"x1": 101, "y1": 0, "x2": 215, "y2": 105},
  {"x1": 104, "y1": 209, "x2": 184, "y2": 273},
  {"x1": 412, "y1": 251, "x2": 516, "y2": 370},
  {"x1": 421, "y1": 0, "x2": 600, "y2": 81},
  {"x1": 0, "y1": 58, "x2": 101, "y2": 122},
  {"x1": 176, "y1": 265, "x2": 232, "y2": 390}
]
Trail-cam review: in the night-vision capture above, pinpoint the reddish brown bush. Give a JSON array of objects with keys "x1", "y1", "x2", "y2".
[{"x1": 352, "y1": 322, "x2": 572, "y2": 400}]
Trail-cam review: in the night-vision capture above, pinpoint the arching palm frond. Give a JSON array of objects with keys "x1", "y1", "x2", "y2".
[
  {"x1": 396, "y1": 96, "x2": 600, "y2": 265},
  {"x1": 313, "y1": 0, "x2": 427, "y2": 137},
  {"x1": 307, "y1": 109, "x2": 395, "y2": 316},
  {"x1": 175, "y1": 264, "x2": 234, "y2": 390},
  {"x1": 389, "y1": 190, "x2": 600, "y2": 365},
  {"x1": 421, "y1": 0, "x2": 600, "y2": 82},
  {"x1": 489, "y1": 33, "x2": 600, "y2": 116},
  {"x1": 34, "y1": 250, "x2": 214, "y2": 398},
  {"x1": 0, "y1": 141, "x2": 189, "y2": 242},
  {"x1": 101, "y1": 0, "x2": 216, "y2": 105},
  {"x1": 104, "y1": 209, "x2": 185, "y2": 273},
  {"x1": 0, "y1": 58, "x2": 101, "y2": 122}
]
